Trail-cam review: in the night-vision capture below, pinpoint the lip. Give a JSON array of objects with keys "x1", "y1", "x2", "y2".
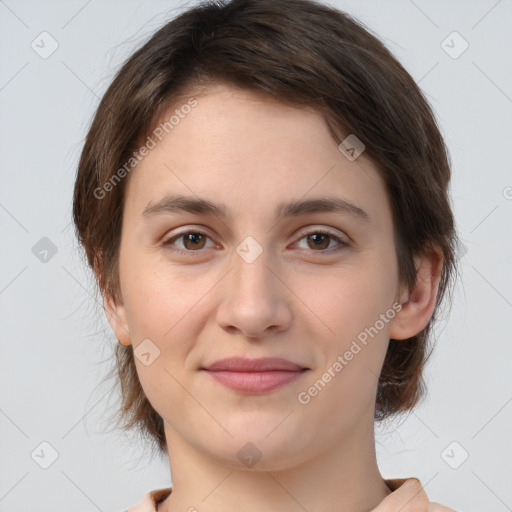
[
  {"x1": 201, "y1": 357, "x2": 309, "y2": 393},
  {"x1": 204, "y1": 357, "x2": 306, "y2": 372}
]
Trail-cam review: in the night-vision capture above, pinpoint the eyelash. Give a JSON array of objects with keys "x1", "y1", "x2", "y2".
[{"x1": 162, "y1": 228, "x2": 349, "y2": 256}]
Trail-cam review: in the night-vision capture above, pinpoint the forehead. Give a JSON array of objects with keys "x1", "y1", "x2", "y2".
[{"x1": 123, "y1": 83, "x2": 391, "y2": 231}]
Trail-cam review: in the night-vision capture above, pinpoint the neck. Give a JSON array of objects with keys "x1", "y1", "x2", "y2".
[{"x1": 158, "y1": 415, "x2": 391, "y2": 512}]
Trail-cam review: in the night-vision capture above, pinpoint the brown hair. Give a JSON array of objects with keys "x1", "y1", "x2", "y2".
[{"x1": 73, "y1": 0, "x2": 460, "y2": 456}]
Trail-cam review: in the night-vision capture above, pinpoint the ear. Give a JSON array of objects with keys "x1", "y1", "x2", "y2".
[
  {"x1": 93, "y1": 254, "x2": 132, "y2": 346},
  {"x1": 104, "y1": 292, "x2": 132, "y2": 346},
  {"x1": 389, "y1": 246, "x2": 444, "y2": 340}
]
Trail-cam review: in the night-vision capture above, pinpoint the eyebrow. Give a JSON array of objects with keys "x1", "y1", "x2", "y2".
[{"x1": 142, "y1": 194, "x2": 370, "y2": 223}]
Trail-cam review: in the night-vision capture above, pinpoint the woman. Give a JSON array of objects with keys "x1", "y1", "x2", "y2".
[{"x1": 72, "y1": 0, "x2": 460, "y2": 510}]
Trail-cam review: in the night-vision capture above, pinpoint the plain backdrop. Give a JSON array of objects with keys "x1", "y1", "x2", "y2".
[{"x1": 1, "y1": 0, "x2": 511, "y2": 511}]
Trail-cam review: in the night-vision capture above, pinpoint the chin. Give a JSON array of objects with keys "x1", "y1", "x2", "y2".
[{"x1": 201, "y1": 424, "x2": 313, "y2": 472}]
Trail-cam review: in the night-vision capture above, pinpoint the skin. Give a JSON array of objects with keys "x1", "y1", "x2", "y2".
[{"x1": 104, "y1": 82, "x2": 443, "y2": 512}]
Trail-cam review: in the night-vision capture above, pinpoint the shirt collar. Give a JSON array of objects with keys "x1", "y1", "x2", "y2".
[{"x1": 128, "y1": 477, "x2": 430, "y2": 512}]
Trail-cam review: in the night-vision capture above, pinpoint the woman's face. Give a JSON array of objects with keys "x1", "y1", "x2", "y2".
[{"x1": 107, "y1": 82, "x2": 408, "y2": 469}]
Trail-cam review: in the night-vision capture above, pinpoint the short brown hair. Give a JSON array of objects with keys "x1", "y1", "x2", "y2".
[{"x1": 73, "y1": 0, "x2": 460, "y2": 456}]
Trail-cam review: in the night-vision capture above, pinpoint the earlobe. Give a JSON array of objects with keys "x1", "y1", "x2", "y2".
[
  {"x1": 92, "y1": 256, "x2": 132, "y2": 346},
  {"x1": 103, "y1": 293, "x2": 132, "y2": 346},
  {"x1": 389, "y1": 248, "x2": 443, "y2": 341}
]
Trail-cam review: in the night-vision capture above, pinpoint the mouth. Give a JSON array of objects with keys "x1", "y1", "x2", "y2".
[{"x1": 201, "y1": 357, "x2": 310, "y2": 393}]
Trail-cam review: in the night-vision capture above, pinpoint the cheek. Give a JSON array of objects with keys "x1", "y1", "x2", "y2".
[
  {"x1": 294, "y1": 250, "x2": 397, "y2": 403},
  {"x1": 121, "y1": 264, "x2": 211, "y2": 415},
  {"x1": 295, "y1": 271, "x2": 394, "y2": 427},
  {"x1": 124, "y1": 274, "x2": 195, "y2": 341},
  {"x1": 296, "y1": 258, "x2": 396, "y2": 343}
]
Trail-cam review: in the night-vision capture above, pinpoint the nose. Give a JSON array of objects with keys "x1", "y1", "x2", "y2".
[{"x1": 215, "y1": 243, "x2": 293, "y2": 339}]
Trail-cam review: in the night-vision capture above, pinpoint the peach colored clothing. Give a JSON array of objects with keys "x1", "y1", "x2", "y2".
[{"x1": 124, "y1": 477, "x2": 457, "y2": 511}]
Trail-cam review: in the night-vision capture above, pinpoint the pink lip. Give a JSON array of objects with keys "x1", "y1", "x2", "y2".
[{"x1": 202, "y1": 357, "x2": 309, "y2": 393}]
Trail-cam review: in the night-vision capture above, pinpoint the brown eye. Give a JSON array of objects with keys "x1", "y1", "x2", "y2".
[
  {"x1": 295, "y1": 230, "x2": 349, "y2": 253},
  {"x1": 306, "y1": 233, "x2": 331, "y2": 250},
  {"x1": 181, "y1": 232, "x2": 207, "y2": 250},
  {"x1": 163, "y1": 230, "x2": 214, "y2": 254}
]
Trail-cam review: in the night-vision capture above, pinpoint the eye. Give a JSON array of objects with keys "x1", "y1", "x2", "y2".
[
  {"x1": 294, "y1": 229, "x2": 349, "y2": 253},
  {"x1": 162, "y1": 230, "x2": 216, "y2": 255},
  {"x1": 162, "y1": 227, "x2": 349, "y2": 256}
]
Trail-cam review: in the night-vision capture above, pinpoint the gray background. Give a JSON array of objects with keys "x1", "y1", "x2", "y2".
[{"x1": 1, "y1": 0, "x2": 511, "y2": 510}]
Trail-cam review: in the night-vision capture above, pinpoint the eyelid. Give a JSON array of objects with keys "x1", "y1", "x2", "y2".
[{"x1": 293, "y1": 225, "x2": 349, "y2": 244}]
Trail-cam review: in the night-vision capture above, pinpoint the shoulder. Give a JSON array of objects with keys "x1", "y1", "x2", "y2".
[
  {"x1": 378, "y1": 478, "x2": 458, "y2": 512},
  {"x1": 124, "y1": 487, "x2": 172, "y2": 512},
  {"x1": 124, "y1": 481, "x2": 459, "y2": 512},
  {"x1": 428, "y1": 504, "x2": 458, "y2": 511}
]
